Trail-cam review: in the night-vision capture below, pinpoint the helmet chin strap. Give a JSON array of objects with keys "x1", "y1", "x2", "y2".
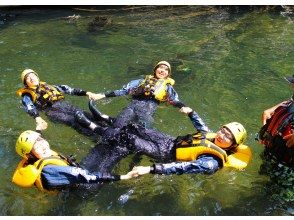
[
  {"x1": 27, "y1": 152, "x2": 38, "y2": 161},
  {"x1": 36, "y1": 129, "x2": 42, "y2": 134},
  {"x1": 225, "y1": 142, "x2": 238, "y2": 151}
]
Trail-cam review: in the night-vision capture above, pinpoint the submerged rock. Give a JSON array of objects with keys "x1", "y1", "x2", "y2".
[
  {"x1": 0, "y1": 13, "x2": 17, "y2": 25},
  {"x1": 88, "y1": 15, "x2": 112, "y2": 33}
]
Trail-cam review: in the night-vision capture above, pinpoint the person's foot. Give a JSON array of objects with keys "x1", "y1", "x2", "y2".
[
  {"x1": 75, "y1": 111, "x2": 92, "y2": 127},
  {"x1": 89, "y1": 100, "x2": 114, "y2": 124}
]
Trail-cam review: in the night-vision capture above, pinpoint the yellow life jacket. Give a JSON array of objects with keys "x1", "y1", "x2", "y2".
[
  {"x1": 12, "y1": 150, "x2": 68, "y2": 192},
  {"x1": 16, "y1": 81, "x2": 65, "y2": 108},
  {"x1": 132, "y1": 75, "x2": 175, "y2": 102},
  {"x1": 175, "y1": 133, "x2": 252, "y2": 170}
]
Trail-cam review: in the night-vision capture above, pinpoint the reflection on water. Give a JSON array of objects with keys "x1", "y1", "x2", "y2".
[{"x1": 0, "y1": 6, "x2": 293, "y2": 215}]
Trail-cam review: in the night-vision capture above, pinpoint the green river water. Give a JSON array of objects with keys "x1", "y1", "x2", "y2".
[{"x1": 0, "y1": 6, "x2": 293, "y2": 216}]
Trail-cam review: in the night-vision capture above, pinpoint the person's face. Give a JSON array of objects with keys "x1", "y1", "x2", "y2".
[
  {"x1": 155, "y1": 64, "x2": 169, "y2": 79},
  {"x1": 31, "y1": 136, "x2": 51, "y2": 159},
  {"x1": 25, "y1": 73, "x2": 39, "y2": 87},
  {"x1": 214, "y1": 127, "x2": 234, "y2": 149}
]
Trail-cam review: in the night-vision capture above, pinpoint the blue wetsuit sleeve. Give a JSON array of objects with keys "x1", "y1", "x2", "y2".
[
  {"x1": 150, "y1": 156, "x2": 220, "y2": 175},
  {"x1": 41, "y1": 165, "x2": 120, "y2": 190},
  {"x1": 188, "y1": 111, "x2": 210, "y2": 133},
  {"x1": 166, "y1": 85, "x2": 185, "y2": 108},
  {"x1": 54, "y1": 85, "x2": 87, "y2": 96},
  {"x1": 22, "y1": 95, "x2": 39, "y2": 118},
  {"x1": 105, "y1": 79, "x2": 142, "y2": 97}
]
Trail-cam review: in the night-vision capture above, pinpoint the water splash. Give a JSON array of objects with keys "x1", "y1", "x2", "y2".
[{"x1": 118, "y1": 189, "x2": 134, "y2": 205}]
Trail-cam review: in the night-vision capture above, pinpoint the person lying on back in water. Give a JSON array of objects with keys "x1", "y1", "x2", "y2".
[
  {"x1": 12, "y1": 130, "x2": 135, "y2": 192},
  {"x1": 89, "y1": 61, "x2": 191, "y2": 129},
  {"x1": 76, "y1": 106, "x2": 251, "y2": 175},
  {"x1": 16, "y1": 69, "x2": 99, "y2": 136},
  {"x1": 128, "y1": 122, "x2": 251, "y2": 177}
]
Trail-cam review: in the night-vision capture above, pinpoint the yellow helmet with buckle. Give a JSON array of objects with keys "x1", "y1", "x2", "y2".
[
  {"x1": 223, "y1": 122, "x2": 247, "y2": 145},
  {"x1": 15, "y1": 130, "x2": 40, "y2": 158},
  {"x1": 153, "y1": 61, "x2": 171, "y2": 75},
  {"x1": 21, "y1": 69, "x2": 39, "y2": 84}
]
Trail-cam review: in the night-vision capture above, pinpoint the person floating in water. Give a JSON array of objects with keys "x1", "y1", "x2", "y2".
[
  {"x1": 257, "y1": 75, "x2": 294, "y2": 202},
  {"x1": 128, "y1": 122, "x2": 251, "y2": 177},
  {"x1": 16, "y1": 69, "x2": 101, "y2": 137},
  {"x1": 89, "y1": 61, "x2": 191, "y2": 128},
  {"x1": 12, "y1": 130, "x2": 135, "y2": 192},
  {"x1": 76, "y1": 107, "x2": 251, "y2": 176}
]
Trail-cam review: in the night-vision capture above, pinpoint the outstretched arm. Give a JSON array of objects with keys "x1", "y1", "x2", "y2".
[
  {"x1": 180, "y1": 106, "x2": 210, "y2": 133},
  {"x1": 131, "y1": 156, "x2": 220, "y2": 177},
  {"x1": 55, "y1": 84, "x2": 102, "y2": 101},
  {"x1": 22, "y1": 95, "x2": 48, "y2": 131},
  {"x1": 55, "y1": 84, "x2": 88, "y2": 96},
  {"x1": 41, "y1": 165, "x2": 125, "y2": 190},
  {"x1": 86, "y1": 79, "x2": 143, "y2": 101},
  {"x1": 262, "y1": 100, "x2": 290, "y2": 125},
  {"x1": 166, "y1": 85, "x2": 186, "y2": 108}
]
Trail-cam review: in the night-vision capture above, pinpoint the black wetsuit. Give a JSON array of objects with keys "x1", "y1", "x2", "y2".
[
  {"x1": 103, "y1": 77, "x2": 185, "y2": 128},
  {"x1": 81, "y1": 123, "x2": 175, "y2": 173},
  {"x1": 81, "y1": 111, "x2": 209, "y2": 173}
]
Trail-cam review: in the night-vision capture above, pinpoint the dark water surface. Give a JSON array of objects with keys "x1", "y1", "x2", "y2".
[{"x1": 0, "y1": 6, "x2": 293, "y2": 215}]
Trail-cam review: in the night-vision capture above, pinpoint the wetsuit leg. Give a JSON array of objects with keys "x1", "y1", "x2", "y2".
[
  {"x1": 44, "y1": 101, "x2": 99, "y2": 138},
  {"x1": 113, "y1": 99, "x2": 158, "y2": 129},
  {"x1": 119, "y1": 123, "x2": 176, "y2": 162},
  {"x1": 88, "y1": 100, "x2": 115, "y2": 125},
  {"x1": 80, "y1": 127, "x2": 130, "y2": 173},
  {"x1": 112, "y1": 102, "x2": 136, "y2": 129},
  {"x1": 133, "y1": 99, "x2": 158, "y2": 128},
  {"x1": 81, "y1": 122, "x2": 175, "y2": 173}
]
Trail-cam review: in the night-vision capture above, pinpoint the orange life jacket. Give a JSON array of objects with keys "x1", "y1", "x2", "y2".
[{"x1": 16, "y1": 82, "x2": 65, "y2": 108}]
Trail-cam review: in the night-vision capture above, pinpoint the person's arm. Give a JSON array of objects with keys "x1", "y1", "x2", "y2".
[
  {"x1": 54, "y1": 84, "x2": 99, "y2": 100},
  {"x1": 22, "y1": 95, "x2": 39, "y2": 118},
  {"x1": 132, "y1": 156, "x2": 220, "y2": 176},
  {"x1": 166, "y1": 85, "x2": 186, "y2": 108},
  {"x1": 55, "y1": 84, "x2": 89, "y2": 96},
  {"x1": 262, "y1": 100, "x2": 290, "y2": 125},
  {"x1": 284, "y1": 133, "x2": 294, "y2": 148},
  {"x1": 105, "y1": 79, "x2": 142, "y2": 97},
  {"x1": 22, "y1": 95, "x2": 48, "y2": 131},
  {"x1": 180, "y1": 107, "x2": 210, "y2": 134},
  {"x1": 189, "y1": 110, "x2": 210, "y2": 133},
  {"x1": 88, "y1": 79, "x2": 143, "y2": 101},
  {"x1": 41, "y1": 165, "x2": 124, "y2": 190}
]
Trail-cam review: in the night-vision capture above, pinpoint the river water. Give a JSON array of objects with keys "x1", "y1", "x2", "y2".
[{"x1": 0, "y1": 6, "x2": 293, "y2": 216}]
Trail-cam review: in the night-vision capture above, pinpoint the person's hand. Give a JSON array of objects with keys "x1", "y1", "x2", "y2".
[
  {"x1": 261, "y1": 108, "x2": 276, "y2": 125},
  {"x1": 86, "y1": 92, "x2": 105, "y2": 101},
  {"x1": 180, "y1": 106, "x2": 193, "y2": 114},
  {"x1": 131, "y1": 166, "x2": 151, "y2": 175},
  {"x1": 120, "y1": 170, "x2": 140, "y2": 180},
  {"x1": 261, "y1": 101, "x2": 287, "y2": 125},
  {"x1": 119, "y1": 166, "x2": 152, "y2": 180},
  {"x1": 35, "y1": 116, "x2": 48, "y2": 131},
  {"x1": 283, "y1": 133, "x2": 294, "y2": 148}
]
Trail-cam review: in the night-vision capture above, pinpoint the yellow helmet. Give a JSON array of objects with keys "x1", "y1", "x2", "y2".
[
  {"x1": 153, "y1": 61, "x2": 171, "y2": 75},
  {"x1": 15, "y1": 130, "x2": 40, "y2": 158},
  {"x1": 21, "y1": 69, "x2": 39, "y2": 84},
  {"x1": 223, "y1": 122, "x2": 247, "y2": 145}
]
